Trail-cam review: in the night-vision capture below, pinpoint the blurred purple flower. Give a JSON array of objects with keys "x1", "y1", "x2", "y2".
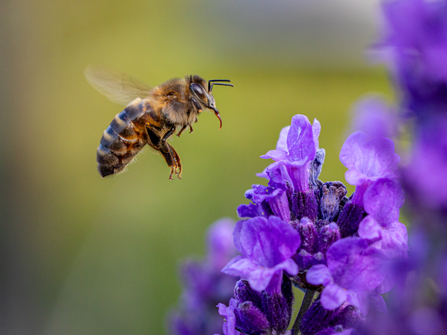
[
  {"x1": 351, "y1": 97, "x2": 399, "y2": 140},
  {"x1": 373, "y1": 0, "x2": 447, "y2": 212},
  {"x1": 168, "y1": 219, "x2": 239, "y2": 335},
  {"x1": 347, "y1": 1, "x2": 447, "y2": 334},
  {"x1": 403, "y1": 118, "x2": 447, "y2": 210},
  {"x1": 375, "y1": 0, "x2": 447, "y2": 116}
]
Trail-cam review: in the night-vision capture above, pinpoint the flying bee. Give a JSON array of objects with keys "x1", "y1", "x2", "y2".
[{"x1": 85, "y1": 66, "x2": 233, "y2": 179}]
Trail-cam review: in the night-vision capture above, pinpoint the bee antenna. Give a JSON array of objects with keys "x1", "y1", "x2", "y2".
[
  {"x1": 209, "y1": 79, "x2": 232, "y2": 83},
  {"x1": 209, "y1": 82, "x2": 234, "y2": 92},
  {"x1": 208, "y1": 79, "x2": 232, "y2": 91}
]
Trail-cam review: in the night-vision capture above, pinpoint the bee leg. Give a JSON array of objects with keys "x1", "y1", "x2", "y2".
[
  {"x1": 162, "y1": 125, "x2": 176, "y2": 143},
  {"x1": 146, "y1": 124, "x2": 181, "y2": 179},
  {"x1": 159, "y1": 148, "x2": 175, "y2": 180},
  {"x1": 160, "y1": 142, "x2": 182, "y2": 179},
  {"x1": 166, "y1": 155, "x2": 177, "y2": 180},
  {"x1": 165, "y1": 143, "x2": 182, "y2": 179},
  {"x1": 189, "y1": 125, "x2": 193, "y2": 133},
  {"x1": 177, "y1": 125, "x2": 187, "y2": 137},
  {"x1": 170, "y1": 144, "x2": 182, "y2": 178}
]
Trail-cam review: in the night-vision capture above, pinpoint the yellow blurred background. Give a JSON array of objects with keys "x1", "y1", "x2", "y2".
[{"x1": 0, "y1": 0, "x2": 393, "y2": 334}]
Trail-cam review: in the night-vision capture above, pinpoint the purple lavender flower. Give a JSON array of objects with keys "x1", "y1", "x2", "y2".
[
  {"x1": 168, "y1": 219, "x2": 239, "y2": 335},
  {"x1": 261, "y1": 115, "x2": 320, "y2": 169},
  {"x1": 291, "y1": 218, "x2": 339, "y2": 274},
  {"x1": 306, "y1": 238, "x2": 387, "y2": 314},
  {"x1": 217, "y1": 299, "x2": 242, "y2": 335},
  {"x1": 261, "y1": 115, "x2": 321, "y2": 221},
  {"x1": 300, "y1": 296, "x2": 364, "y2": 335},
  {"x1": 238, "y1": 185, "x2": 291, "y2": 222},
  {"x1": 217, "y1": 277, "x2": 294, "y2": 335},
  {"x1": 222, "y1": 216, "x2": 300, "y2": 293},
  {"x1": 339, "y1": 131, "x2": 399, "y2": 200},
  {"x1": 337, "y1": 131, "x2": 400, "y2": 236},
  {"x1": 358, "y1": 178, "x2": 408, "y2": 260}
]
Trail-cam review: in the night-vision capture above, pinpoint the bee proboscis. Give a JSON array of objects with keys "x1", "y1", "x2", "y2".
[{"x1": 85, "y1": 66, "x2": 233, "y2": 179}]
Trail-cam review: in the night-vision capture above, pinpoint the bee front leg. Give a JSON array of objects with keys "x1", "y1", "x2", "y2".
[{"x1": 177, "y1": 125, "x2": 187, "y2": 137}]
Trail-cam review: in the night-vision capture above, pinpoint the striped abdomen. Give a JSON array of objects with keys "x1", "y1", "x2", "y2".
[{"x1": 97, "y1": 98, "x2": 153, "y2": 177}]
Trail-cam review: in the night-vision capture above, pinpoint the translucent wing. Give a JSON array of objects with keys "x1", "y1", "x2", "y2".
[{"x1": 85, "y1": 65, "x2": 153, "y2": 106}]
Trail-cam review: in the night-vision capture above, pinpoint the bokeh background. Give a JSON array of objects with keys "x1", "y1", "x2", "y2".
[{"x1": 0, "y1": 0, "x2": 394, "y2": 334}]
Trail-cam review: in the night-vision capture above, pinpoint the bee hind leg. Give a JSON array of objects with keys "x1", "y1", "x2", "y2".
[
  {"x1": 168, "y1": 143, "x2": 182, "y2": 179},
  {"x1": 160, "y1": 142, "x2": 182, "y2": 180}
]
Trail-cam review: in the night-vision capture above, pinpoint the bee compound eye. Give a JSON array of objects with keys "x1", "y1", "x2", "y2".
[{"x1": 190, "y1": 83, "x2": 204, "y2": 97}]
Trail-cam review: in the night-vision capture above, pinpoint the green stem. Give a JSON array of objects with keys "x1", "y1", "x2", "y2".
[{"x1": 291, "y1": 289, "x2": 316, "y2": 335}]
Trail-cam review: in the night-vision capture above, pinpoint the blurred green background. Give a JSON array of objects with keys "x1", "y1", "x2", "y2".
[{"x1": 0, "y1": 0, "x2": 393, "y2": 334}]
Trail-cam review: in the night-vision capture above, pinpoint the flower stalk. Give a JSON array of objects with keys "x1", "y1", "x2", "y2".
[{"x1": 291, "y1": 289, "x2": 316, "y2": 335}]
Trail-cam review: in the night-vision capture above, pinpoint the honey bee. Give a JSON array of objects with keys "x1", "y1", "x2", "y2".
[{"x1": 85, "y1": 66, "x2": 233, "y2": 179}]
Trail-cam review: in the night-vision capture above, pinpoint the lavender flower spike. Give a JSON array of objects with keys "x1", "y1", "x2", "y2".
[{"x1": 222, "y1": 216, "x2": 300, "y2": 294}]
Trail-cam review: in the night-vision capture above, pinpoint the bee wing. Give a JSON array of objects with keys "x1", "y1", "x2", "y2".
[{"x1": 85, "y1": 65, "x2": 153, "y2": 106}]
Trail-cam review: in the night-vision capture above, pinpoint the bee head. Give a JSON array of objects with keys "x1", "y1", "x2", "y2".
[
  {"x1": 188, "y1": 75, "x2": 233, "y2": 129},
  {"x1": 188, "y1": 75, "x2": 209, "y2": 103}
]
